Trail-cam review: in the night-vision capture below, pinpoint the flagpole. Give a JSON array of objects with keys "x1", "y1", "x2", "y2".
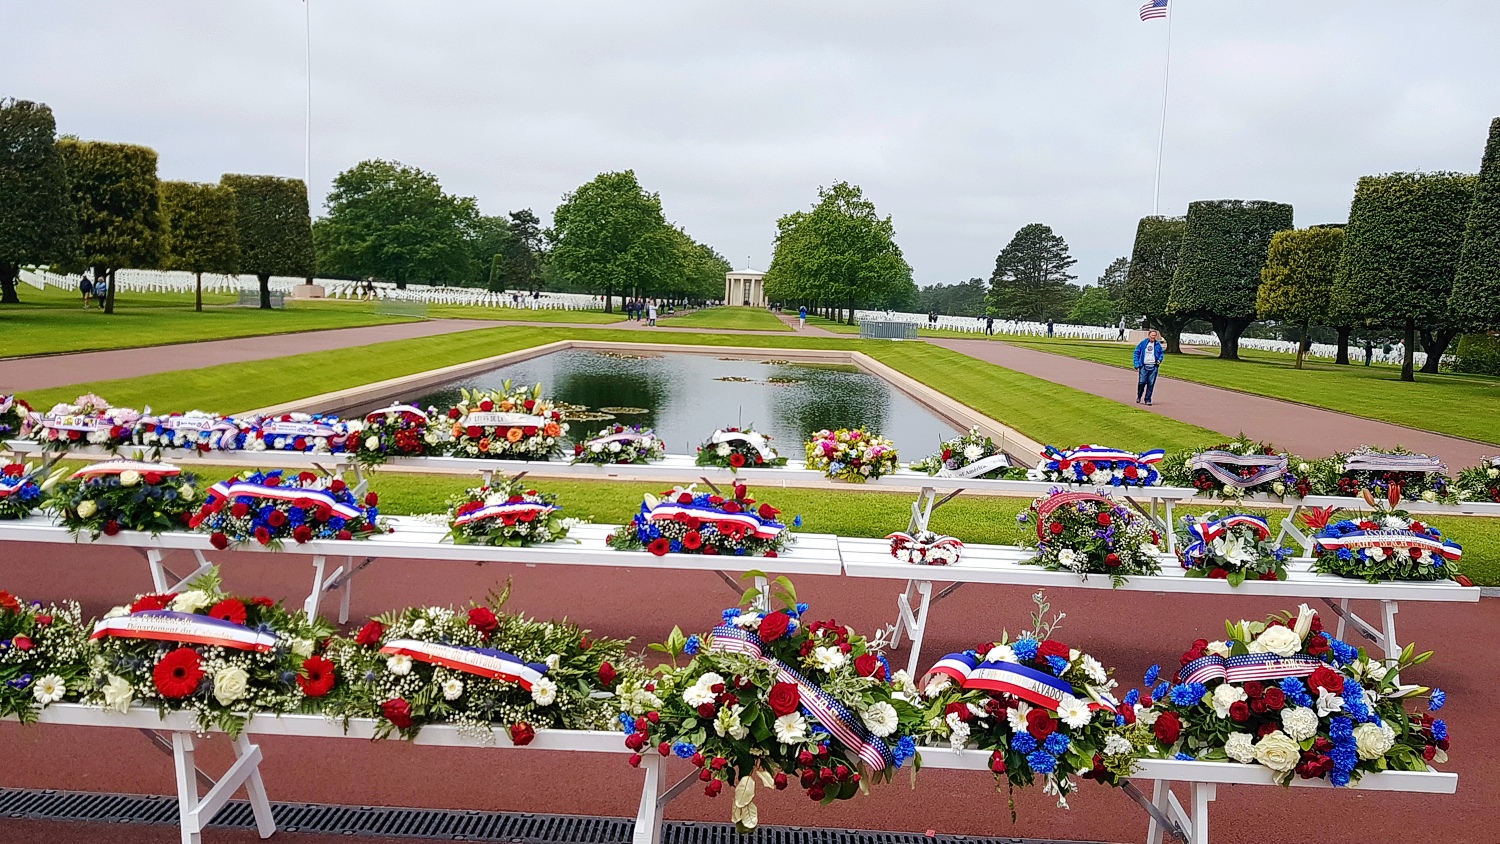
[
  {"x1": 304, "y1": 0, "x2": 313, "y2": 193},
  {"x1": 1151, "y1": 1, "x2": 1174, "y2": 215}
]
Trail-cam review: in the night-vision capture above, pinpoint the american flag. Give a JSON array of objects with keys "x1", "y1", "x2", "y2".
[{"x1": 1140, "y1": 0, "x2": 1169, "y2": 21}]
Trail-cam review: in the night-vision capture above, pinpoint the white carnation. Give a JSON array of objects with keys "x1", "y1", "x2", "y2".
[
  {"x1": 1280, "y1": 706, "x2": 1319, "y2": 741},
  {"x1": 1211, "y1": 683, "x2": 1248, "y2": 719},
  {"x1": 1224, "y1": 732, "x2": 1256, "y2": 764}
]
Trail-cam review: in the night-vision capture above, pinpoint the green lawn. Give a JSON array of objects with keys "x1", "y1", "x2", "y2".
[
  {"x1": 1003, "y1": 338, "x2": 1500, "y2": 446},
  {"x1": 804, "y1": 315, "x2": 860, "y2": 334},
  {"x1": 422, "y1": 304, "x2": 625, "y2": 324},
  {"x1": 663, "y1": 307, "x2": 790, "y2": 331}
]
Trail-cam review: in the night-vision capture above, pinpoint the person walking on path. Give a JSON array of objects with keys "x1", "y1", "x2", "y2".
[
  {"x1": 647, "y1": 300, "x2": 658, "y2": 327},
  {"x1": 1046, "y1": 318, "x2": 1055, "y2": 338},
  {"x1": 79, "y1": 275, "x2": 93, "y2": 308},
  {"x1": 798, "y1": 305, "x2": 807, "y2": 330},
  {"x1": 1133, "y1": 328, "x2": 1164, "y2": 406},
  {"x1": 1117, "y1": 316, "x2": 1127, "y2": 341},
  {"x1": 1364, "y1": 338, "x2": 1373, "y2": 366}
]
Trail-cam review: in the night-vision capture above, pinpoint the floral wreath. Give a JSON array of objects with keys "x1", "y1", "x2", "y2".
[
  {"x1": 190, "y1": 469, "x2": 383, "y2": 549},
  {"x1": 447, "y1": 480, "x2": 576, "y2": 547},
  {"x1": 0, "y1": 590, "x2": 89, "y2": 722},
  {"x1": 447, "y1": 383, "x2": 567, "y2": 460},
  {"x1": 910, "y1": 427, "x2": 1012, "y2": 480},
  {"x1": 31, "y1": 395, "x2": 138, "y2": 453},
  {"x1": 354, "y1": 404, "x2": 452, "y2": 466},
  {"x1": 1162, "y1": 436, "x2": 1290, "y2": 499},
  {"x1": 0, "y1": 394, "x2": 35, "y2": 441},
  {"x1": 237, "y1": 412, "x2": 356, "y2": 454},
  {"x1": 0, "y1": 463, "x2": 45, "y2": 520},
  {"x1": 47, "y1": 460, "x2": 199, "y2": 538},
  {"x1": 1305, "y1": 489, "x2": 1465, "y2": 584},
  {"x1": 1177, "y1": 512, "x2": 1290, "y2": 585},
  {"x1": 607, "y1": 483, "x2": 794, "y2": 557},
  {"x1": 886, "y1": 530, "x2": 963, "y2": 566},
  {"x1": 804, "y1": 428, "x2": 900, "y2": 483},
  {"x1": 572, "y1": 424, "x2": 666, "y2": 465},
  {"x1": 133, "y1": 411, "x2": 240, "y2": 453},
  {"x1": 1038, "y1": 444, "x2": 1163, "y2": 488},
  {"x1": 1019, "y1": 491, "x2": 1160, "y2": 586},
  {"x1": 695, "y1": 426, "x2": 786, "y2": 471}
]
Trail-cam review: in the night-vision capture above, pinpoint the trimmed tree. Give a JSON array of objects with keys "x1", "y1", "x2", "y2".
[
  {"x1": 549, "y1": 170, "x2": 669, "y2": 313},
  {"x1": 59, "y1": 139, "x2": 162, "y2": 314},
  {"x1": 1450, "y1": 118, "x2": 1500, "y2": 336},
  {"x1": 221, "y1": 174, "x2": 315, "y2": 309},
  {"x1": 0, "y1": 99, "x2": 76, "y2": 304},
  {"x1": 1332, "y1": 172, "x2": 1476, "y2": 381},
  {"x1": 986, "y1": 223, "x2": 1077, "y2": 321},
  {"x1": 160, "y1": 181, "x2": 240, "y2": 311},
  {"x1": 1257, "y1": 226, "x2": 1344, "y2": 369},
  {"x1": 1168, "y1": 199, "x2": 1294, "y2": 360},
  {"x1": 1122, "y1": 216, "x2": 1187, "y2": 353}
]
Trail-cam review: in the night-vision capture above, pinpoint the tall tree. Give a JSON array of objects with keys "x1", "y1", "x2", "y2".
[
  {"x1": 986, "y1": 223, "x2": 1077, "y2": 320},
  {"x1": 917, "y1": 278, "x2": 988, "y2": 316},
  {"x1": 159, "y1": 181, "x2": 240, "y2": 312},
  {"x1": 1066, "y1": 285, "x2": 1116, "y2": 326},
  {"x1": 59, "y1": 139, "x2": 162, "y2": 314},
  {"x1": 549, "y1": 170, "x2": 670, "y2": 312},
  {"x1": 221, "y1": 174, "x2": 315, "y2": 309},
  {"x1": 1450, "y1": 118, "x2": 1500, "y2": 338},
  {"x1": 0, "y1": 99, "x2": 76, "y2": 304},
  {"x1": 1122, "y1": 216, "x2": 1187, "y2": 353},
  {"x1": 465, "y1": 214, "x2": 512, "y2": 288},
  {"x1": 1096, "y1": 256, "x2": 1130, "y2": 308},
  {"x1": 1257, "y1": 226, "x2": 1344, "y2": 369},
  {"x1": 312, "y1": 159, "x2": 478, "y2": 288},
  {"x1": 1333, "y1": 172, "x2": 1475, "y2": 381},
  {"x1": 1168, "y1": 199, "x2": 1294, "y2": 360},
  {"x1": 490, "y1": 209, "x2": 548, "y2": 293}
]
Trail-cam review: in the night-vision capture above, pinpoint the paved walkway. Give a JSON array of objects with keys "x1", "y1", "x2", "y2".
[{"x1": 932, "y1": 338, "x2": 1493, "y2": 463}]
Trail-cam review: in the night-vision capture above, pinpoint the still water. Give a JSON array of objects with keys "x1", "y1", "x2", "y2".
[{"x1": 409, "y1": 350, "x2": 960, "y2": 459}]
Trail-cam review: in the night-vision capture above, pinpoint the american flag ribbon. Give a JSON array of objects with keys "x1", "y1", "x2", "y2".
[
  {"x1": 1177, "y1": 652, "x2": 1323, "y2": 686},
  {"x1": 379, "y1": 639, "x2": 548, "y2": 690}
]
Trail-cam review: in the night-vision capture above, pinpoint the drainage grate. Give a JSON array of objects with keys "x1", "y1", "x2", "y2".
[{"x1": 0, "y1": 788, "x2": 1104, "y2": 844}]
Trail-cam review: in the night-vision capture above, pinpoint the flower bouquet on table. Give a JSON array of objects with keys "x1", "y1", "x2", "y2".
[
  {"x1": 618, "y1": 577, "x2": 922, "y2": 831},
  {"x1": 46, "y1": 460, "x2": 199, "y2": 538},
  {"x1": 1312, "y1": 447, "x2": 1456, "y2": 504},
  {"x1": 1177, "y1": 512, "x2": 1290, "y2": 585},
  {"x1": 1125, "y1": 604, "x2": 1450, "y2": 786},
  {"x1": 30, "y1": 394, "x2": 139, "y2": 453},
  {"x1": 446, "y1": 383, "x2": 567, "y2": 460},
  {"x1": 239, "y1": 412, "x2": 357, "y2": 454},
  {"x1": 189, "y1": 469, "x2": 384, "y2": 550},
  {"x1": 572, "y1": 424, "x2": 666, "y2": 465},
  {"x1": 1451, "y1": 459, "x2": 1500, "y2": 504},
  {"x1": 886, "y1": 530, "x2": 963, "y2": 566},
  {"x1": 0, "y1": 590, "x2": 89, "y2": 722},
  {"x1": 1162, "y1": 436, "x2": 1291, "y2": 499},
  {"x1": 0, "y1": 394, "x2": 34, "y2": 441},
  {"x1": 0, "y1": 463, "x2": 46, "y2": 520},
  {"x1": 353, "y1": 403, "x2": 452, "y2": 467},
  {"x1": 447, "y1": 479, "x2": 577, "y2": 547},
  {"x1": 1305, "y1": 489, "x2": 1465, "y2": 584},
  {"x1": 910, "y1": 427, "x2": 1012, "y2": 480},
  {"x1": 917, "y1": 592, "x2": 1133, "y2": 811},
  {"x1": 606, "y1": 483, "x2": 794, "y2": 558},
  {"x1": 695, "y1": 426, "x2": 787, "y2": 471},
  {"x1": 1019, "y1": 490, "x2": 1160, "y2": 586},
  {"x1": 322, "y1": 582, "x2": 633, "y2": 741},
  {"x1": 805, "y1": 428, "x2": 900, "y2": 483},
  {"x1": 82, "y1": 568, "x2": 336, "y2": 735},
  {"x1": 132, "y1": 410, "x2": 240, "y2": 453},
  {"x1": 1037, "y1": 444, "x2": 1163, "y2": 488}
]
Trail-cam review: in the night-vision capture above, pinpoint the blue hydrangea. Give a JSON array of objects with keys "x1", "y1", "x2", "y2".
[
  {"x1": 1153, "y1": 681, "x2": 1170, "y2": 700},
  {"x1": 684, "y1": 635, "x2": 701, "y2": 655},
  {"x1": 618, "y1": 713, "x2": 637, "y2": 734},
  {"x1": 1124, "y1": 689, "x2": 1140, "y2": 707},
  {"x1": 893, "y1": 735, "x2": 916, "y2": 768},
  {"x1": 1433, "y1": 719, "x2": 1448, "y2": 741},
  {"x1": 793, "y1": 515, "x2": 802, "y2": 527},
  {"x1": 1280, "y1": 677, "x2": 1314, "y2": 708},
  {"x1": 1011, "y1": 638, "x2": 1039, "y2": 663},
  {"x1": 1144, "y1": 664, "x2": 1160, "y2": 686},
  {"x1": 1430, "y1": 689, "x2": 1446, "y2": 711},
  {"x1": 1011, "y1": 733, "x2": 1038, "y2": 754},
  {"x1": 672, "y1": 742, "x2": 696, "y2": 759},
  {"x1": 1337, "y1": 547, "x2": 1354, "y2": 561},
  {"x1": 1114, "y1": 714, "x2": 1126, "y2": 727},
  {"x1": 1169, "y1": 683, "x2": 1205, "y2": 707},
  {"x1": 1047, "y1": 655, "x2": 1069, "y2": 675},
  {"x1": 1026, "y1": 750, "x2": 1058, "y2": 774},
  {"x1": 1328, "y1": 639, "x2": 1357, "y2": 666},
  {"x1": 721, "y1": 609, "x2": 740, "y2": 622},
  {"x1": 1043, "y1": 733, "x2": 1071, "y2": 755}
]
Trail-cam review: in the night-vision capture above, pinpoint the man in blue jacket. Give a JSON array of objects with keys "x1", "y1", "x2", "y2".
[{"x1": 1133, "y1": 328, "x2": 1165, "y2": 405}]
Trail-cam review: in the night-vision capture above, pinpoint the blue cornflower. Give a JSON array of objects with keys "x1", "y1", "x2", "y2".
[
  {"x1": 722, "y1": 609, "x2": 740, "y2": 622},
  {"x1": 1011, "y1": 733, "x2": 1038, "y2": 754},
  {"x1": 893, "y1": 736, "x2": 916, "y2": 768},
  {"x1": 1329, "y1": 770, "x2": 1351, "y2": 787},
  {"x1": 669, "y1": 540, "x2": 683, "y2": 553},
  {"x1": 1124, "y1": 689, "x2": 1140, "y2": 707},
  {"x1": 1330, "y1": 743, "x2": 1358, "y2": 774},
  {"x1": 795, "y1": 602, "x2": 809, "y2": 616},
  {"x1": 1328, "y1": 717, "x2": 1353, "y2": 740},
  {"x1": 1433, "y1": 720, "x2": 1448, "y2": 741},
  {"x1": 1153, "y1": 681, "x2": 1170, "y2": 700},
  {"x1": 1328, "y1": 639, "x2": 1357, "y2": 666},
  {"x1": 1011, "y1": 638, "x2": 1039, "y2": 663},
  {"x1": 619, "y1": 713, "x2": 637, "y2": 734},
  {"x1": 1430, "y1": 689, "x2": 1446, "y2": 711},
  {"x1": 1342, "y1": 684, "x2": 1371, "y2": 722},
  {"x1": 1025, "y1": 751, "x2": 1057, "y2": 774},
  {"x1": 1043, "y1": 733, "x2": 1071, "y2": 755},
  {"x1": 684, "y1": 635, "x2": 702, "y2": 655},
  {"x1": 1047, "y1": 655, "x2": 1069, "y2": 675},
  {"x1": 672, "y1": 742, "x2": 696, "y2": 759},
  {"x1": 1174, "y1": 752, "x2": 1195, "y2": 761},
  {"x1": 1169, "y1": 683, "x2": 1205, "y2": 707},
  {"x1": 1280, "y1": 677, "x2": 1314, "y2": 708},
  {"x1": 793, "y1": 515, "x2": 802, "y2": 527},
  {"x1": 1144, "y1": 664, "x2": 1160, "y2": 686}
]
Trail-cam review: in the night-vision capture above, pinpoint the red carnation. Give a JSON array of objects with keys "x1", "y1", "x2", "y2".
[
  {"x1": 208, "y1": 599, "x2": 247, "y2": 625},
  {"x1": 1153, "y1": 710, "x2": 1181, "y2": 745},
  {"x1": 647, "y1": 537, "x2": 671, "y2": 556},
  {"x1": 254, "y1": 526, "x2": 272, "y2": 545},
  {"x1": 1308, "y1": 666, "x2": 1344, "y2": 695},
  {"x1": 767, "y1": 682, "x2": 801, "y2": 716},
  {"x1": 728, "y1": 453, "x2": 746, "y2": 468},
  {"x1": 854, "y1": 653, "x2": 886, "y2": 680},
  {"x1": 292, "y1": 525, "x2": 313, "y2": 544},
  {"x1": 1049, "y1": 521, "x2": 1064, "y2": 536},
  {"x1": 153, "y1": 647, "x2": 205, "y2": 699},
  {"x1": 355, "y1": 620, "x2": 385, "y2": 646},
  {"x1": 1096, "y1": 512, "x2": 1112, "y2": 527},
  {"x1": 298, "y1": 656, "x2": 336, "y2": 697},
  {"x1": 102, "y1": 520, "x2": 121, "y2": 536},
  {"x1": 144, "y1": 472, "x2": 163, "y2": 485},
  {"x1": 758, "y1": 612, "x2": 791, "y2": 641},
  {"x1": 381, "y1": 698, "x2": 414, "y2": 728},
  {"x1": 267, "y1": 509, "x2": 288, "y2": 528},
  {"x1": 599, "y1": 662, "x2": 618, "y2": 686},
  {"x1": 509, "y1": 722, "x2": 536, "y2": 746},
  {"x1": 682, "y1": 530, "x2": 703, "y2": 550},
  {"x1": 1025, "y1": 708, "x2": 1057, "y2": 739}
]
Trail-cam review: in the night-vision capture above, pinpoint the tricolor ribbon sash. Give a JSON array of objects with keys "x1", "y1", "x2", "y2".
[
  {"x1": 261, "y1": 420, "x2": 338, "y2": 438},
  {"x1": 465, "y1": 411, "x2": 548, "y2": 429},
  {"x1": 452, "y1": 501, "x2": 558, "y2": 527},
  {"x1": 0, "y1": 477, "x2": 33, "y2": 499},
  {"x1": 1343, "y1": 452, "x2": 1447, "y2": 475},
  {"x1": 709, "y1": 625, "x2": 894, "y2": 770},
  {"x1": 91, "y1": 610, "x2": 278, "y2": 652},
  {"x1": 924, "y1": 651, "x2": 1115, "y2": 713},
  {"x1": 367, "y1": 404, "x2": 428, "y2": 422},
  {"x1": 710, "y1": 429, "x2": 777, "y2": 462},
  {"x1": 646, "y1": 503, "x2": 783, "y2": 539},
  {"x1": 936, "y1": 453, "x2": 1011, "y2": 479},
  {"x1": 1177, "y1": 652, "x2": 1324, "y2": 686},
  {"x1": 586, "y1": 431, "x2": 652, "y2": 448},
  {"x1": 70, "y1": 460, "x2": 182, "y2": 480},
  {"x1": 1044, "y1": 444, "x2": 1165, "y2": 468},
  {"x1": 205, "y1": 481, "x2": 363, "y2": 520},
  {"x1": 379, "y1": 639, "x2": 547, "y2": 690},
  {"x1": 1314, "y1": 529, "x2": 1462, "y2": 561},
  {"x1": 1033, "y1": 491, "x2": 1112, "y2": 541},
  {"x1": 1188, "y1": 514, "x2": 1271, "y2": 545},
  {"x1": 1188, "y1": 451, "x2": 1288, "y2": 490}
]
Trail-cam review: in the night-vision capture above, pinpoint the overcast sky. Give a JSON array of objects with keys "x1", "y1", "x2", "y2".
[{"x1": 4, "y1": 1, "x2": 1498, "y2": 286}]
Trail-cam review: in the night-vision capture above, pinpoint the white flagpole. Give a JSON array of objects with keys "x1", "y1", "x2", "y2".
[
  {"x1": 304, "y1": 0, "x2": 313, "y2": 192},
  {"x1": 1151, "y1": 1, "x2": 1174, "y2": 215}
]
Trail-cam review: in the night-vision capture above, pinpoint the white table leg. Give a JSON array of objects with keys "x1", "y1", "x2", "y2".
[
  {"x1": 1189, "y1": 782, "x2": 1215, "y2": 844},
  {"x1": 233, "y1": 734, "x2": 277, "y2": 838},
  {"x1": 147, "y1": 549, "x2": 170, "y2": 593},
  {"x1": 171, "y1": 732, "x2": 201, "y2": 844},
  {"x1": 339, "y1": 555, "x2": 355, "y2": 624},
  {"x1": 1146, "y1": 779, "x2": 1170, "y2": 844},
  {"x1": 1164, "y1": 499, "x2": 1176, "y2": 554},
  {"x1": 903, "y1": 581, "x2": 934, "y2": 678},
  {"x1": 1382, "y1": 600, "x2": 1400, "y2": 677},
  {"x1": 304, "y1": 555, "x2": 327, "y2": 618},
  {"x1": 632, "y1": 755, "x2": 664, "y2": 844}
]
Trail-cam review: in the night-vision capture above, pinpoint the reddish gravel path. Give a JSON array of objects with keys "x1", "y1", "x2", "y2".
[
  {"x1": 932, "y1": 339, "x2": 1493, "y2": 463},
  {"x1": 0, "y1": 543, "x2": 1489, "y2": 844}
]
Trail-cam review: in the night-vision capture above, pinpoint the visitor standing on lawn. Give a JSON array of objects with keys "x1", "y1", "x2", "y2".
[
  {"x1": 1133, "y1": 328, "x2": 1164, "y2": 406},
  {"x1": 647, "y1": 299, "x2": 658, "y2": 326},
  {"x1": 798, "y1": 305, "x2": 806, "y2": 330},
  {"x1": 79, "y1": 274, "x2": 93, "y2": 308}
]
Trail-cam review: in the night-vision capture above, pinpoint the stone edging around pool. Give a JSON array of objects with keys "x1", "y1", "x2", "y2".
[{"x1": 243, "y1": 340, "x2": 1047, "y2": 468}]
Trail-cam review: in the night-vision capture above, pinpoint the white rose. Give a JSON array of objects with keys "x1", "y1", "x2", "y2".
[
  {"x1": 590, "y1": 443, "x2": 604, "y2": 453},
  {"x1": 1272, "y1": 482, "x2": 1286, "y2": 496},
  {"x1": 120, "y1": 470, "x2": 141, "y2": 487},
  {"x1": 1353, "y1": 722, "x2": 1396, "y2": 761},
  {"x1": 410, "y1": 618, "x2": 428, "y2": 635},
  {"x1": 212, "y1": 666, "x2": 249, "y2": 705},
  {"x1": 1211, "y1": 683, "x2": 1248, "y2": 718},
  {"x1": 1248, "y1": 625, "x2": 1302, "y2": 658},
  {"x1": 1252, "y1": 730, "x2": 1301, "y2": 773},
  {"x1": 1298, "y1": 462, "x2": 1311, "y2": 473},
  {"x1": 1225, "y1": 732, "x2": 1256, "y2": 764},
  {"x1": 442, "y1": 678, "x2": 465, "y2": 701},
  {"x1": 530, "y1": 676, "x2": 558, "y2": 706},
  {"x1": 101, "y1": 674, "x2": 134, "y2": 713},
  {"x1": 386, "y1": 654, "x2": 413, "y2": 676},
  {"x1": 1280, "y1": 706, "x2": 1319, "y2": 741},
  {"x1": 178, "y1": 485, "x2": 195, "y2": 502},
  {"x1": 608, "y1": 442, "x2": 622, "y2": 453},
  {"x1": 545, "y1": 654, "x2": 561, "y2": 670},
  {"x1": 289, "y1": 638, "x2": 314, "y2": 659},
  {"x1": 365, "y1": 436, "x2": 380, "y2": 450},
  {"x1": 1205, "y1": 640, "x2": 1232, "y2": 659},
  {"x1": 76, "y1": 500, "x2": 98, "y2": 519},
  {"x1": 1489, "y1": 467, "x2": 1499, "y2": 479},
  {"x1": 170, "y1": 590, "x2": 212, "y2": 613},
  {"x1": 1421, "y1": 490, "x2": 1437, "y2": 502}
]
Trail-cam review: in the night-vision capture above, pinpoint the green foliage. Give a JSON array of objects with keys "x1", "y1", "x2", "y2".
[
  {"x1": 312, "y1": 159, "x2": 478, "y2": 287},
  {"x1": 488, "y1": 209, "x2": 541, "y2": 292},
  {"x1": 1123, "y1": 216, "x2": 1188, "y2": 351},
  {"x1": 1095, "y1": 256, "x2": 1130, "y2": 309},
  {"x1": 762, "y1": 181, "x2": 912, "y2": 318},
  {"x1": 916, "y1": 278, "x2": 988, "y2": 316},
  {"x1": 59, "y1": 138, "x2": 162, "y2": 313},
  {"x1": 1169, "y1": 199, "x2": 1293, "y2": 359},
  {"x1": 0, "y1": 99, "x2": 77, "y2": 302},
  {"x1": 465, "y1": 214, "x2": 514, "y2": 289},
  {"x1": 159, "y1": 181, "x2": 240, "y2": 274},
  {"x1": 549, "y1": 170, "x2": 671, "y2": 309},
  {"x1": 986, "y1": 222, "x2": 1077, "y2": 320},
  {"x1": 221, "y1": 173, "x2": 315, "y2": 308},
  {"x1": 1451, "y1": 118, "x2": 1500, "y2": 331},
  {"x1": 1065, "y1": 285, "x2": 1117, "y2": 326},
  {"x1": 1257, "y1": 226, "x2": 1344, "y2": 326},
  {"x1": 1454, "y1": 333, "x2": 1500, "y2": 375}
]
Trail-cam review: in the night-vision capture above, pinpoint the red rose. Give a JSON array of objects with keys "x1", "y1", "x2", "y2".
[
  {"x1": 1037, "y1": 640, "x2": 1070, "y2": 662},
  {"x1": 599, "y1": 662, "x2": 618, "y2": 686},
  {"x1": 1049, "y1": 522, "x2": 1064, "y2": 536},
  {"x1": 267, "y1": 510, "x2": 287, "y2": 528},
  {"x1": 1080, "y1": 461, "x2": 1096, "y2": 474},
  {"x1": 1124, "y1": 465, "x2": 1139, "y2": 479},
  {"x1": 479, "y1": 399, "x2": 495, "y2": 412},
  {"x1": 34, "y1": 615, "x2": 52, "y2": 627},
  {"x1": 702, "y1": 545, "x2": 719, "y2": 556},
  {"x1": 1229, "y1": 700, "x2": 1251, "y2": 722},
  {"x1": 1153, "y1": 711, "x2": 1181, "y2": 745},
  {"x1": 336, "y1": 529, "x2": 353, "y2": 541},
  {"x1": 1105, "y1": 552, "x2": 1121, "y2": 567},
  {"x1": 722, "y1": 501, "x2": 741, "y2": 514},
  {"x1": 365, "y1": 492, "x2": 379, "y2": 507},
  {"x1": 1025, "y1": 709, "x2": 1057, "y2": 738},
  {"x1": 1306, "y1": 634, "x2": 1330, "y2": 656},
  {"x1": 1243, "y1": 681, "x2": 1264, "y2": 698},
  {"x1": 647, "y1": 537, "x2": 671, "y2": 556},
  {"x1": 990, "y1": 750, "x2": 1006, "y2": 773},
  {"x1": 131, "y1": 593, "x2": 174, "y2": 613},
  {"x1": 292, "y1": 525, "x2": 313, "y2": 544},
  {"x1": 682, "y1": 530, "x2": 703, "y2": 550},
  {"x1": 153, "y1": 647, "x2": 205, "y2": 699},
  {"x1": 355, "y1": 620, "x2": 385, "y2": 646},
  {"x1": 210, "y1": 532, "x2": 230, "y2": 550},
  {"x1": 767, "y1": 682, "x2": 801, "y2": 716},
  {"x1": 253, "y1": 527, "x2": 271, "y2": 545},
  {"x1": 696, "y1": 702, "x2": 716, "y2": 718},
  {"x1": 466, "y1": 426, "x2": 483, "y2": 438},
  {"x1": 1263, "y1": 687, "x2": 1286, "y2": 710},
  {"x1": 523, "y1": 399, "x2": 536, "y2": 411},
  {"x1": 758, "y1": 503, "x2": 780, "y2": 520},
  {"x1": 728, "y1": 453, "x2": 746, "y2": 468},
  {"x1": 774, "y1": 772, "x2": 788, "y2": 790},
  {"x1": 102, "y1": 521, "x2": 121, "y2": 536},
  {"x1": 144, "y1": 471, "x2": 163, "y2": 485},
  {"x1": 1096, "y1": 512, "x2": 1112, "y2": 527},
  {"x1": 758, "y1": 612, "x2": 791, "y2": 641},
  {"x1": 13, "y1": 636, "x2": 32, "y2": 651},
  {"x1": 509, "y1": 722, "x2": 536, "y2": 746},
  {"x1": 208, "y1": 599, "x2": 247, "y2": 625},
  {"x1": 298, "y1": 656, "x2": 336, "y2": 697},
  {"x1": 1308, "y1": 666, "x2": 1344, "y2": 695},
  {"x1": 448, "y1": 407, "x2": 462, "y2": 419},
  {"x1": 382, "y1": 699, "x2": 414, "y2": 728}
]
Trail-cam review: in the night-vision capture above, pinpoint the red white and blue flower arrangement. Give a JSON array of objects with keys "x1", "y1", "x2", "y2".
[
  {"x1": 82, "y1": 568, "x2": 336, "y2": 735},
  {"x1": 31, "y1": 394, "x2": 138, "y2": 453},
  {"x1": 695, "y1": 426, "x2": 787, "y2": 471},
  {"x1": 1038, "y1": 444, "x2": 1163, "y2": 488},
  {"x1": 238, "y1": 412, "x2": 357, "y2": 454},
  {"x1": 918, "y1": 592, "x2": 1133, "y2": 810},
  {"x1": 572, "y1": 424, "x2": 666, "y2": 465},
  {"x1": 0, "y1": 394, "x2": 33, "y2": 441},
  {"x1": 1177, "y1": 512, "x2": 1290, "y2": 585},
  {"x1": 353, "y1": 404, "x2": 453, "y2": 466},
  {"x1": 189, "y1": 469, "x2": 384, "y2": 550},
  {"x1": 133, "y1": 410, "x2": 240, "y2": 452},
  {"x1": 805, "y1": 428, "x2": 900, "y2": 483},
  {"x1": 46, "y1": 460, "x2": 199, "y2": 538},
  {"x1": 0, "y1": 463, "x2": 45, "y2": 520},
  {"x1": 617, "y1": 577, "x2": 922, "y2": 831},
  {"x1": 447, "y1": 383, "x2": 568, "y2": 460},
  {"x1": 0, "y1": 589, "x2": 88, "y2": 722},
  {"x1": 1125, "y1": 604, "x2": 1449, "y2": 786},
  {"x1": 1306, "y1": 489, "x2": 1465, "y2": 584},
  {"x1": 607, "y1": 483, "x2": 796, "y2": 558},
  {"x1": 1453, "y1": 459, "x2": 1500, "y2": 504},
  {"x1": 1019, "y1": 491, "x2": 1160, "y2": 586},
  {"x1": 447, "y1": 479, "x2": 576, "y2": 547}
]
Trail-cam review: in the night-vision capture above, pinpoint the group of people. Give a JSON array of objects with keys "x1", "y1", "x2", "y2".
[
  {"x1": 76, "y1": 273, "x2": 109, "y2": 308},
  {"x1": 623, "y1": 298, "x2": 662, "y2": 326}
]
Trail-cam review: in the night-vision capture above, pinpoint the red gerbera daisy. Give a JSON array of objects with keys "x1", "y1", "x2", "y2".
[
  {"x1": 153, "y1": 647, "x2": 205, "y2": 699},
  {"x1": 131, "y1": 593, "x2": 175, "y2": 614},
  {"x1": 207, "y1": 599, "x2": 247, "y2": 625},
  {"x1": 298, "y1": 656, "x2": 336, "y2": 697},
  {"x1": 647, "y1": 537, "x2": 671, "y2": 556}
]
